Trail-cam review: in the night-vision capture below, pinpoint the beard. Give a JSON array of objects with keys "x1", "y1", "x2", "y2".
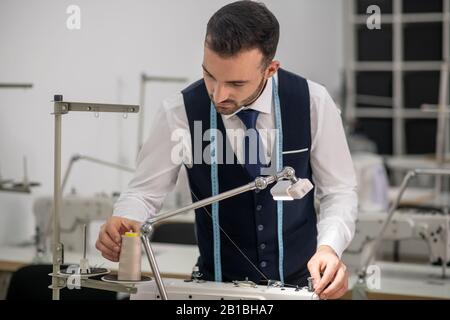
[{"x1": 210, "y1": 76, "x2": 267, "y2": 115}]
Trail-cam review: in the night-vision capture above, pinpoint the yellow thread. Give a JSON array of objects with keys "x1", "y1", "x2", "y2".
[{"x1": 124, "y1": 231, "x2": 138, "y2": 237}]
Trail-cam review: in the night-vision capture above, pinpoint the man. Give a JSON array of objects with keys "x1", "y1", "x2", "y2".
[{"x1": 96, "y1": 0, "x2": 357, "y2": 300}]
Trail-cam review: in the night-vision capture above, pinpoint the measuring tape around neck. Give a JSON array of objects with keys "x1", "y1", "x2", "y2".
[{"x1": 209, "y1": 76, "x2": 285, "y2": 283}]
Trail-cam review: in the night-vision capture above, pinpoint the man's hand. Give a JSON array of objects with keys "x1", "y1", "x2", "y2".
[
  {"x1": 307, "y1": 245, "x2": 348, "y2": 300},
  {"x1": 95, "y1": 216, "x2": 142, "y2": 262}
]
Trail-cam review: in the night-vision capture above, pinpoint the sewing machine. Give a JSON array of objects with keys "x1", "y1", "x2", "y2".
[
  {"x1": 33, "y1": 193, "x2": 115, "y2": 257},
  {"x1": 32, "y1": 191, "x2": 192, "y2": 261},
  {"x1": 130, "y1": 278, "x2": 318, "y2": 300},
  {"x1": 347, "y1": 209, "x2": 450, "y2": 271}
]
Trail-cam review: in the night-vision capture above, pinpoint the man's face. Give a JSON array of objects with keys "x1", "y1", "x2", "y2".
[{"x1": 202, "y1": 45, "x2": 278, "y2": 115}]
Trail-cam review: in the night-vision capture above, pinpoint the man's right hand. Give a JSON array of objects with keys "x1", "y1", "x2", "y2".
[{"x1": 95, "y1": 216, "x2": 142, "y2": 262}]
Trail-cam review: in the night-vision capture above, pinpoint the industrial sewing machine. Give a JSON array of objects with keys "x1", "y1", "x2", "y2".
[
  {"x1": 347, "y1": 208, "x2": 450, "y2": 277},
  {"x1": 129, "y1": 277, "x2": 318, "y2": 300},
  {"x1": 33, "y1": 193, "x2": 115, "y2": 259}
]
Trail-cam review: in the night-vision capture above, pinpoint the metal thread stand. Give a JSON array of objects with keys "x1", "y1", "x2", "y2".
[
  {"x1": 0, "y1": 82, "x2": 37, "y2": 193},
  {"x1": 51, "y1": 95, "x2": 139, "y2": 300}
]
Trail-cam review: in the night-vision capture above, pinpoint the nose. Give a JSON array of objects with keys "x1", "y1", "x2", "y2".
[{"x1": 213, "y1": 83, "x2": 229, "y2": 104}]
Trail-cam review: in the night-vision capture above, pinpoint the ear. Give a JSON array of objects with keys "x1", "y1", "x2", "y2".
[{"x1": 264, "y1": 60, "x2": 281, "y2": 79}]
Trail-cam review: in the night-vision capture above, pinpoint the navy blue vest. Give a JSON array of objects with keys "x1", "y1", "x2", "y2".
[{"x1": 181, "y1": 69, "x2": 317, "y2": 286}]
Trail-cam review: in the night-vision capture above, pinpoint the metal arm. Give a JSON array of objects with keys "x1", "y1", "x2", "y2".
[
  {"x1": 139, "y1": 166, "x2": 300, "y2": 300},
  {"x1": 0, "y1": 83, "x2": 33, "y2": 89},
  {"x1": 61, "y1": 154, "x2": 135, "y2": 193}
]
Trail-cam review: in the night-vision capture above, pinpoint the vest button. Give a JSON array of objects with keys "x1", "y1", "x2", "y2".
[
  {"x1": 260, "y1": 243, "x2": 266, "y2": 250},
  {"x1": 255, "y1": 189, "x2": 260, "y2": 194},
  {"x1": 260, "y1": 261, "x2": 267, "y2": 268},
  {"x1": 257, "y1": 225, "x2": 264, "y2": 231},
  {"x1": 256, "y1": 205, "x2": 262, "y2": 211}
]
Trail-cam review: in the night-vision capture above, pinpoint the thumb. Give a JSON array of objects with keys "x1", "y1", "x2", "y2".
[{"x1": 121, "y1": 218, "x2": 142, "y2": 234}]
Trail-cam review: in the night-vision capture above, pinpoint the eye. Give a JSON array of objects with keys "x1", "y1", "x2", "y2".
[{"x1": 231, "y1": 83, "x2": 245, "y2": 87}]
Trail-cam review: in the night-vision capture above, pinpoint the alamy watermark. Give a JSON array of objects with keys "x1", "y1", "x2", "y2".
[
  {"x1": 367, "y1": 5, "x2": 381, "y2": 30},
  {"x1": 66, "y1": 5, "x2": 81, "y2": 30},
  {"x1": 170, "y1": 121, "x2": 281, "y2": 175}
]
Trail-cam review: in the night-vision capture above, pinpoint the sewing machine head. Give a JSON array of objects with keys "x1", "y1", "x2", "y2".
[
  {"x1": 33, "y1": 193, "x2": 116, "y2": 256},
  {"x1": 347, "y1": 209, "x2": 450, "y2": 270}
]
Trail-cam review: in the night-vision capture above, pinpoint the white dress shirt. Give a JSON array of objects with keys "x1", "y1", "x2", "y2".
[{"x1": 113, "y1": 73, "x2": 358, "y2": 258}]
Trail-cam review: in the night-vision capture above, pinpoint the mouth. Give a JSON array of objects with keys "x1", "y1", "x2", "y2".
[
  {"x1": 216, "y1": 102, "x2": 235, "y2": 108},
  {"x1": 216, "y1": 104, "x2": 231, "y2": 109}
]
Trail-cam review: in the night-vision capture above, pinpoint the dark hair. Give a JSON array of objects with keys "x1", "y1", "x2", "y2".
[{"x1": 206, "y1": 1, "x2": 280, "y2": 67}]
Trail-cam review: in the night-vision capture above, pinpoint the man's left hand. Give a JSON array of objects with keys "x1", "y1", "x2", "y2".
[{"x1": 307, "y1": 245, "x2": 348, "y2": 300}]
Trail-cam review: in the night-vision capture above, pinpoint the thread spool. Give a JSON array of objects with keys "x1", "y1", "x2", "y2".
[{"x1": 118, "y1": 232, "x2": 141, "y2": 281}]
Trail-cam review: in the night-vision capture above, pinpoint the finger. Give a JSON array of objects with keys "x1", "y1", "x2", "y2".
[
  {"x1": 307, "y1": 259, "x2": 322, "y2": 290},
  {"x1": 321, "y1": 266, "x2": 347, "y2": 298},
  {"x1": 96, "y1": 238, "x2": 119, "y2": 258},
  {"x1": 315, "y1": 261, "x2": 339, "y2": 294},
  {"x1": 96, "y1": 240, "x2": 119, "y2": 261},
  {"x1": 101, "y1": 251, "x2": 119, "y2": 262},
  {"x1": 99, "y1": 231, "x2": 121, "y2": 253},
  {"x1": 122, "y1": 219, "x2": 142, "y2": 234},
  {"x1": 327, "y1": 279, "x2": 349, "y2": 300},
  {"x1": 106, "y1": 222, "x2": 122, "y2": 244}
]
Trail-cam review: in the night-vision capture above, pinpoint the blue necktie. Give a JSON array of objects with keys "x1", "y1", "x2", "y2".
[{"x1": 236, "y1": 109, "x2": 266, "y2": 178}]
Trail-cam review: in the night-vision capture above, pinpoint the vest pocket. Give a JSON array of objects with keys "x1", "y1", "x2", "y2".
[
  {"x1": 282, "y1": 148, "x2": 309, "y2": 155},
  {"x1": 282, "y1": 148, "x2": 309, "y2": 168}
]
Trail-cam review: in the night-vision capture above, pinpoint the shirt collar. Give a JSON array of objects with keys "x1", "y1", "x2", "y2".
[{"x1": 222, "y1": 74, "x2": 274, "y2": 120}]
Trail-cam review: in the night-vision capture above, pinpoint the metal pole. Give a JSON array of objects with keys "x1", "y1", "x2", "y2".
[
  {"x1": 83, "y1": 224, "x2": 87, "y2": 260},
  {"x1": 148, "y1": 182, "x2": 258, "y2": 224},
  {"x1": 52, "y1": 109, "x2": 62, "y2": 300},
  {"x1": 435, "y1": 64, "x2": 449, "y2": 198},
  {"x1": 442, "y1": 206, "x2": 449, "y2": 279},
  {"x1": 137, "y1": 74, "x2": 146, "y2": 155},
  {"x1": 0, "y1": 83, "x2": 33, "y2": 89},
  {"x1": 141, "y1": 233, "x2": 168, "y2": 300},
  {"x1": 61, "y1": 154, "x2": 135, "y2": 193}
]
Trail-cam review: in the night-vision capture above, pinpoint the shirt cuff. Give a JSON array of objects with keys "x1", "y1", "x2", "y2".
[
  {"x1": 113, "y1": 198, "x2": 154, "y2": 223},
  {"x1": 317, "y1": 225, "x2": 348, "y2": 258}
]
